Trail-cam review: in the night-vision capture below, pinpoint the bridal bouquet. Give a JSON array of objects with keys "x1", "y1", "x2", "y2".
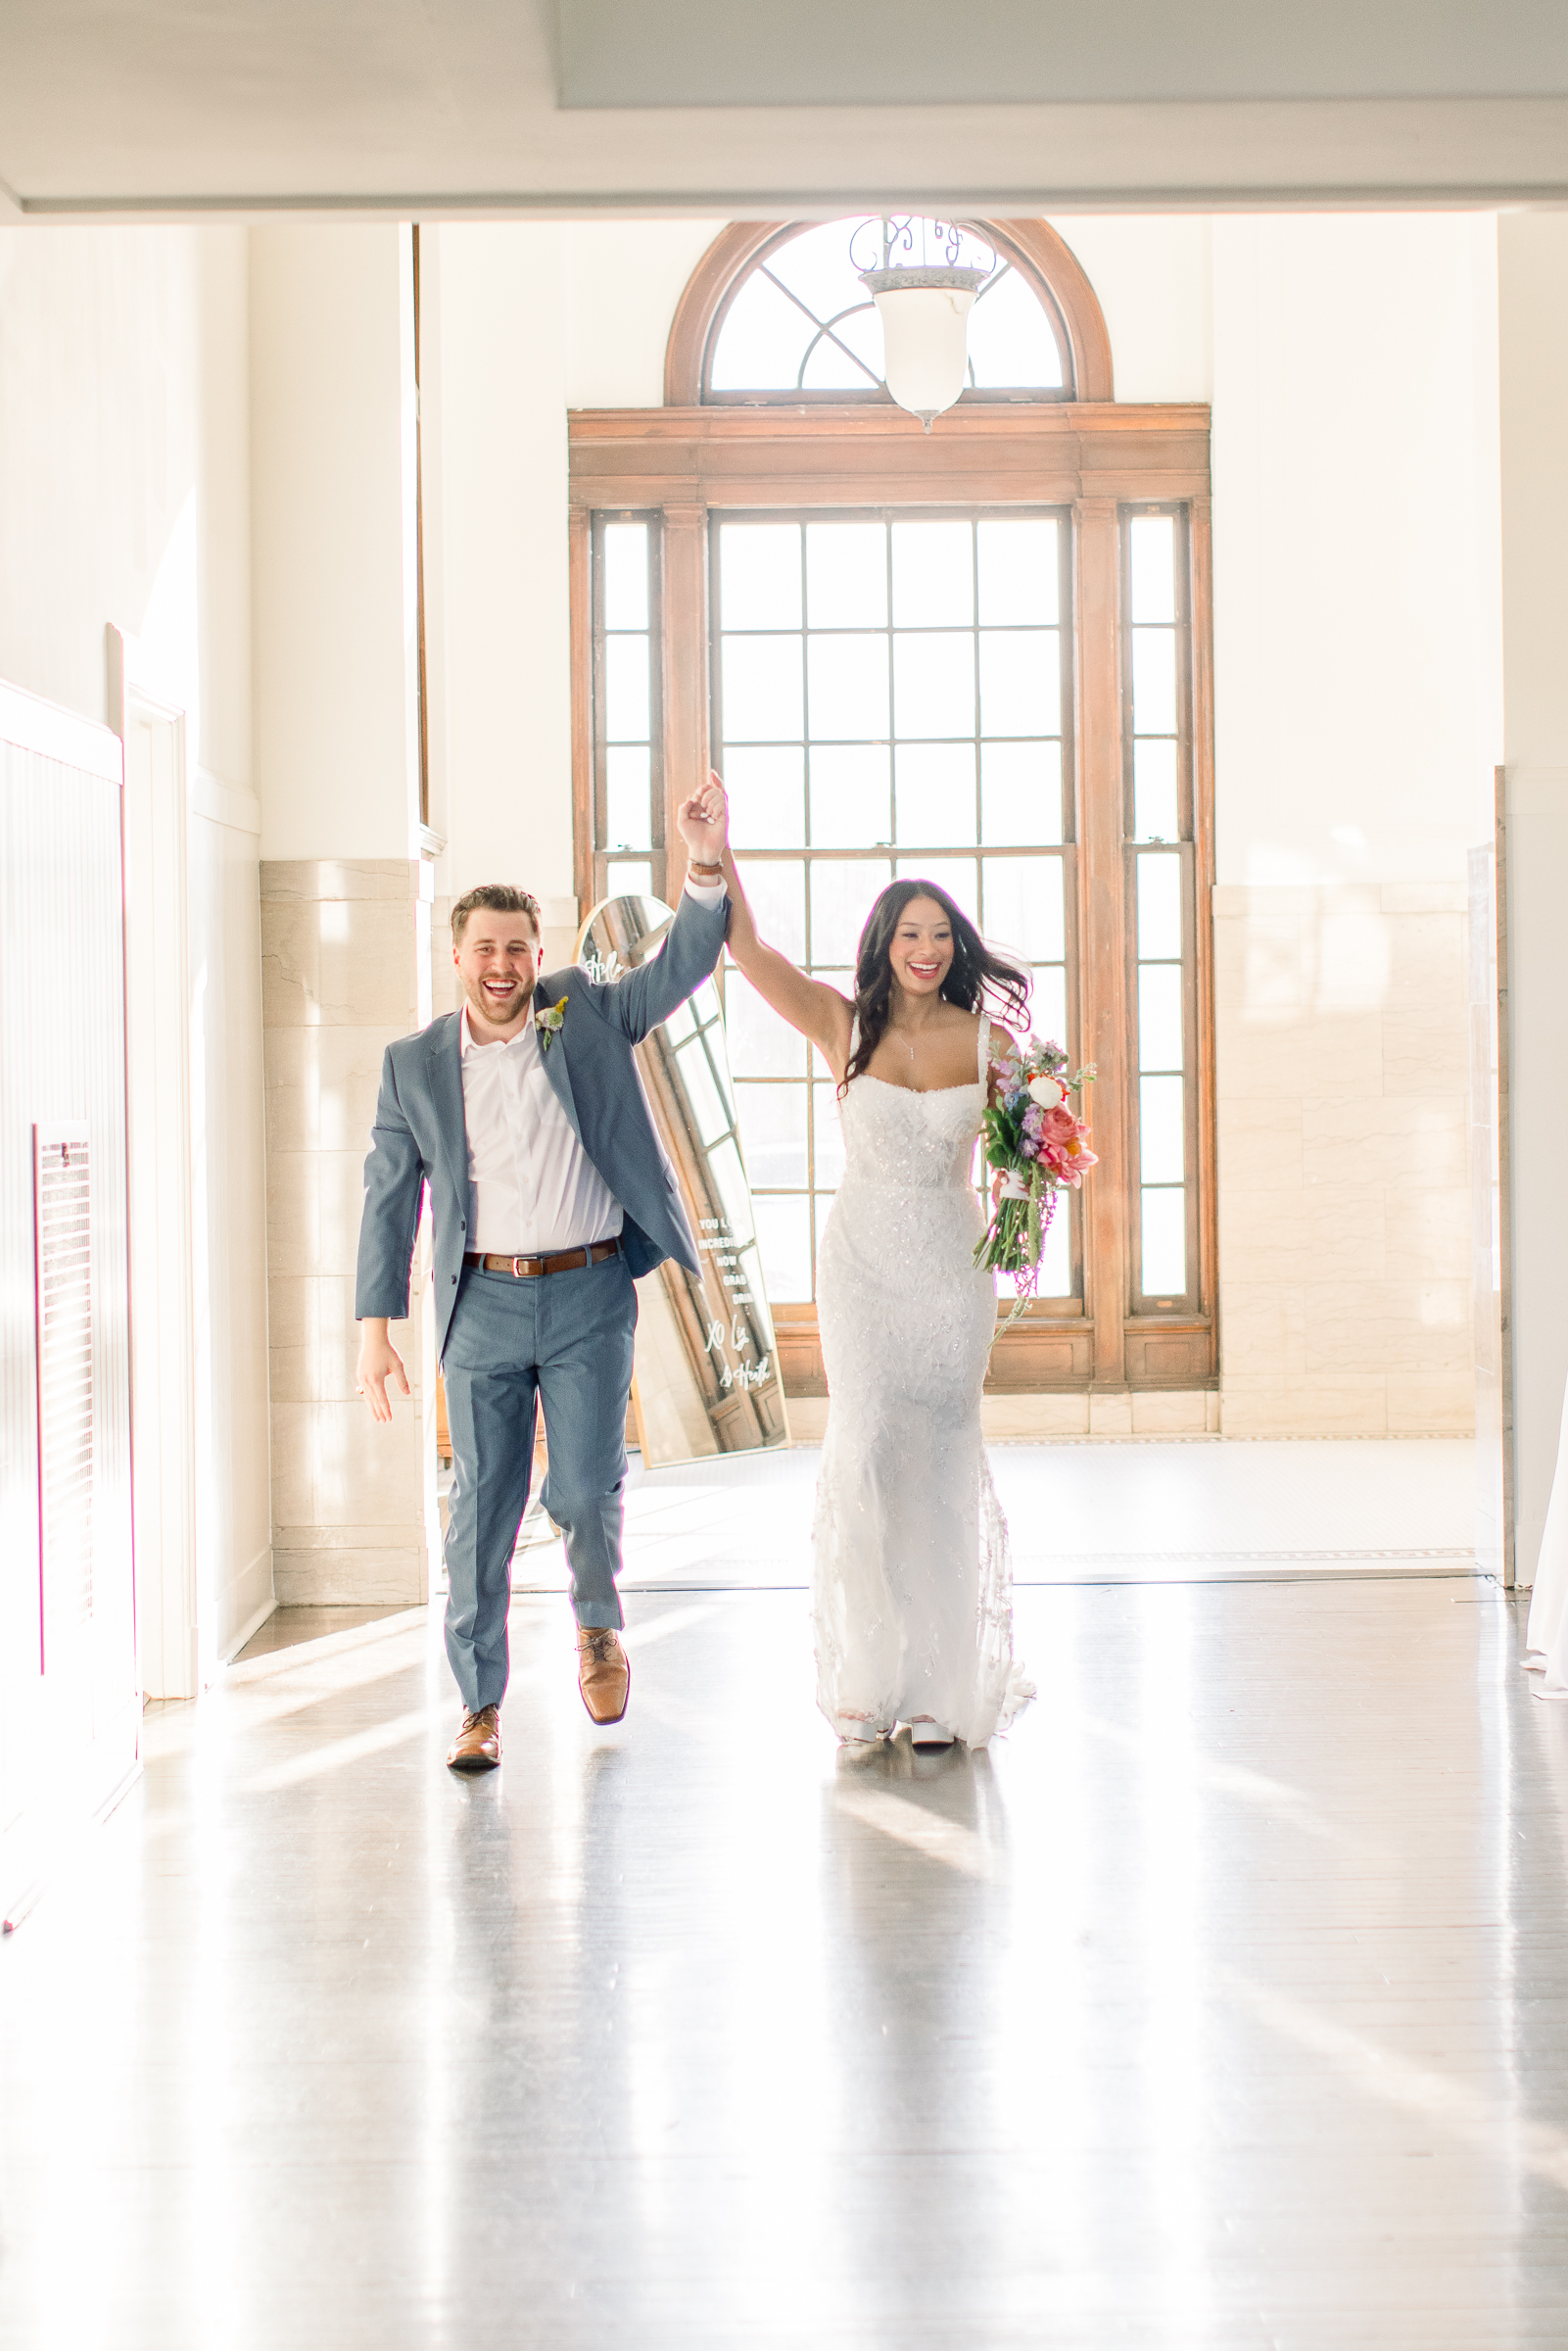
[{"x1": 974, "y1": 1035, "x2": 1097, "y2": 1308}]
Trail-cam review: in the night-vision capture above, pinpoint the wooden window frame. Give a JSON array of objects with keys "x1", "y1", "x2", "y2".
[
  {"x1": 589, "y1": 510, "x2": 669, "y2": 905},
  {"x1": 569, "y1": 227, "x2": 1214, "y2": 1401},
  {"x1": 707, "y1": 501, "x2": 1084, "y2": 1317}
]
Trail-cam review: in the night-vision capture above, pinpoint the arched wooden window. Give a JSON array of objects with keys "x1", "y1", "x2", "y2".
[
  {"x1": 570, "y1": 220, "x2": 1215, "y2": 1406},
  {"x1": 665, "y1": 218, "x2": 1114, "y2": 408}
]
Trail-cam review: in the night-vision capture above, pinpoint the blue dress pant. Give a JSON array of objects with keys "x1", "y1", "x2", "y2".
[{"x1": 440, "y1": 1252, "x2": 637, "y2": 1711}]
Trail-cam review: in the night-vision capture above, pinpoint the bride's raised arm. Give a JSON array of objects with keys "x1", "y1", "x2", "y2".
[{"x1": 715, "y1": 779, "x2": 854, "y2": 1079}]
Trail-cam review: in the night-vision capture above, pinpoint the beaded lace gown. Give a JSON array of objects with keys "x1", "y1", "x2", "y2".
[{"x1": 812, "y1": 1016, "x2": 1035, "y2": 1746}]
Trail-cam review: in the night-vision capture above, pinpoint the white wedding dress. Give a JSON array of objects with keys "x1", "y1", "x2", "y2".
[{"x1": 812, "y1": 1016, "x2": 1036, "y2": 1747}]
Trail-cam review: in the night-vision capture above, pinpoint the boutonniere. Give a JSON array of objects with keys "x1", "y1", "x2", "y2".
[{"x1": 534, "y1": 994, "x2": 569, "y2": 1054}]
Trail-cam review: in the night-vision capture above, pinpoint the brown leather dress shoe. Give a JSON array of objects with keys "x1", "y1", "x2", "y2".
[
  {"x1": 447, "y1": 1703, "x2": 501, "y2": 1772},
  {"x1": 577, "y1": 1627, "x2": 630, "y2": 1724}
]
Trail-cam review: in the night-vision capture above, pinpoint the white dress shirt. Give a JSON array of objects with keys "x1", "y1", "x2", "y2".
[{"x1": 459, "y1": 874, "x2": 725, "y2": 1257}]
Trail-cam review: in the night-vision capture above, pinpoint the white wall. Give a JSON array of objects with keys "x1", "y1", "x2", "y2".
[
  {"x1": 1497, "y1": 213, "x2": 1568, "y2": 1585},
  {"x1": 0, "y1": 221, "x2": 272, "y2": 1665},
  {"x1": 565, "y1": 219, "x2": 728, "y2": 409},
  {"x1": 1046, "y1": 216, "x2": 1213, "y2": 403},
  {"x1": 1211, "y1": 215, "x2": 1500, "y2": 890},
  {"x1": 250, "y1": 224, "x2": 418, "y2": 863},
  {"x1": 0, "y1": 224, "x2": 254, "y2": 779},
  {"x1": 432, "y1": 224, "x2": 577, "y2": 921}
]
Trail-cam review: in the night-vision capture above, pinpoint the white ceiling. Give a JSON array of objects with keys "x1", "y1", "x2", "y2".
[{"x1": 2, "y1": 0, "x2": 1567, "y2": 220}]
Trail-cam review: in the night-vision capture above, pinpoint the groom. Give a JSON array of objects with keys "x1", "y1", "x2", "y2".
[{"x1": 355, "y1": 782, "x2": 730, "y2": 1771}]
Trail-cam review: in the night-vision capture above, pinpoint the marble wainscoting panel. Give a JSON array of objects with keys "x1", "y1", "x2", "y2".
[
  {"x1": 792, "y1": 1391, "x2": 1221, "y2": 1443},
  {"x1": 1213, "y1": 882, "x2": 1473, "y2": 1437},
  {"x1": 261, "y1": 859, "x2": 433, "y2": 1607}
]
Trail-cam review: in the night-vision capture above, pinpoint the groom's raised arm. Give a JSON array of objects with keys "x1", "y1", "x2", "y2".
[{"x1": 593, "y1": 884, "x2": 729, "y2": 1044}]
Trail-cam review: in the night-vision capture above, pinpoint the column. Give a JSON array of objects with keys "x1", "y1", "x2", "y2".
[
  {"x1": 1498, "y1": 214, "x2": 1568, "y2": 1585},
  {"x1": 251, "y1": 223, "x2": 433, "y2": 1607}
]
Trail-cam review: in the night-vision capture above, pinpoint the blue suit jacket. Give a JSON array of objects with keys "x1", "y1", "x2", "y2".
[{"x1": 355, "y1": 888, "x2": 729, "y2": 1362}]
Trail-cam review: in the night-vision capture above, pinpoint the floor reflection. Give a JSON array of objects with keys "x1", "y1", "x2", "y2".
[{"x1": 3, "y1": 1577, "x2": 1568, "y2": 2348}]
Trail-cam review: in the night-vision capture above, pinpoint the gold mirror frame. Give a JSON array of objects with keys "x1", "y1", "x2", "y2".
[{"x1": 578, "y1": 894, "x2": 790, "y2": 1467}]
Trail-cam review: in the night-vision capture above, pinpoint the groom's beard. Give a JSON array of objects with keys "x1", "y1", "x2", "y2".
[{"x1": 464, "y1": 973, "x2": 532, "y2": 1028}]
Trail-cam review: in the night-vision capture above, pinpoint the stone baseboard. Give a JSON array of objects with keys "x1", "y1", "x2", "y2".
[{"x1": 273, "y1": 1542, "x2": 427, "y2": 1607}]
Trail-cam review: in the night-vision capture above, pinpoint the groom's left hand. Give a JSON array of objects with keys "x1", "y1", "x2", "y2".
[{"x1": 675, "y1": 771, "x2": 728, "y2": 868}]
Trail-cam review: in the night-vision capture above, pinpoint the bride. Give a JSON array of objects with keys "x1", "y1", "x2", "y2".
[{"x1": 721, "y1": 822, "x2": 1037, "y2": 1751}]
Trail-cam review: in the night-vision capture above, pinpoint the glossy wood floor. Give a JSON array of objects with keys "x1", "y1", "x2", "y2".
[{"x1": 3, "y1": 1571, "x2": 1567, "y2": 2348}]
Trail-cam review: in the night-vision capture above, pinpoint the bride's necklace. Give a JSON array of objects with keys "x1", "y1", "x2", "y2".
[{"x1": 889, "y1": 1016, "x2": 938, "y2": 1068}]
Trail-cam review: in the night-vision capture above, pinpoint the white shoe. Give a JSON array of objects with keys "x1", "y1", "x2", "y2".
[
  {"x1": 908, "y1": 1716, "x2": 955, "y2": 1749},
  {"x1": 834, "y1": 1714, "x2": 886, "y2": 1746}
]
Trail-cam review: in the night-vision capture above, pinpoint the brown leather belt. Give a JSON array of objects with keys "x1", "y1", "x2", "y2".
[{"x1": 463, "y1": 1237, "x2": 622, "y2": 1280}]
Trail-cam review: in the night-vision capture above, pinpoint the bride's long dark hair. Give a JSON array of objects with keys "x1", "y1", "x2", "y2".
[{"x1": 841, "y1": 879, "x2": 1030, "y2": 1092}]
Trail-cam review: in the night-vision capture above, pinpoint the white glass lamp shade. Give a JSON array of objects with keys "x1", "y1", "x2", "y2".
[{"x1": 861, "y1": 265, "x2": 985, "y2": 428}]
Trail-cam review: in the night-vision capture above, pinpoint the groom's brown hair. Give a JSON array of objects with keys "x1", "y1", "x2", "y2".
[{"x1": 451, "y1": 885, "x2": 543, "y2": 944}]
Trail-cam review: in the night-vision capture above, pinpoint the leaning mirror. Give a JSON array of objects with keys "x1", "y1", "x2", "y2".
[{"x1": 577, "y1": 894, "x2": 791, "y2": 1467}]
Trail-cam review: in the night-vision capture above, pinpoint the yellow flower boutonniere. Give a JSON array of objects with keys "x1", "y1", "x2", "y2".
[{"x1": 534, "y1": 994, "x2": 569, "y2": 1054}]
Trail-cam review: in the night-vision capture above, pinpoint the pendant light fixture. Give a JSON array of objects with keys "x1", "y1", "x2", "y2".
[{"x1": 854, "y1": 217, "x2": 995, "y2": 430}]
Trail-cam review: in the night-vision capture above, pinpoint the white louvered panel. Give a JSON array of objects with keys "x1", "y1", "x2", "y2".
[{"x1": 35, "y1": 1126, "x2": 94, "y2": 1642}]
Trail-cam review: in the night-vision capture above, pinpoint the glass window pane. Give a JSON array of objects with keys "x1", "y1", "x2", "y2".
[
  {"x1": 764, "y1": 218, "x2": 871, "y2": 326},
  {"x1": 895, "y1": 744, "x2": 977, "y2": 846},
  {"x1": 1139, "y1": 1076, "x2": 1185, "y2": 1184},
  {"x1": 675, "y1": 1033, "x2": 732, "y2": 1147},
  {"x1": 1138, "y1": 965, "x2": 1184, "y2": 1074},
  {"x1": 1130, "y1": 514, "x2": 1177, "y2": 624},
  {"x1": 602, "y1": 524, "x2": 647, "y2": 631},
  {"x1": 1141, "y1": 1187, "x2": 1187, "y2": 1296},
  {"x1": 981, "y1": 741, "x2": 1063, "y2": 846},
  {"x1": 722, "y1": 635, "x2": 804, "y2": 743},
  {"x1": 981, "y1": 855, "x2": 1064, "y2": 962},
  {"x1": 896, "y1": 857, "x2": 977, "y2": 926},
  {"x1": 752, "y1": 1192, "x2": 812, "y2": 1304},
  {"x1": 734, "y1": 1081, "x2": 808, "y2": 1188},
  {"x1": 1132, "y1": 739, "x2": 1179, "y2": 842},
  {"x1": 806, "y1": 521, "x2": 888, "y2": 629},
  {"x1": 812, "y1": 1080, "x2": 846, "y2": 1190},
  {"x1": 709, "y1": 269, "x2": 815, "y2": 392},
  {"x1": 811, "y1": 857, "x2": 891, "y2": 965},
  {"x1": 724, "y1": 745, "x2": 805, "y2": 849},
  {"x1": 979, "y1": 630, "x2": 1059, "y2": 739},
  {"x1": 893, "y1": 632, "x2": 975, "y2": 739},
  {"x1": 1132, "y1": 627, "x2": 1177, "y2": 737},
  {"x1": 966, "y1": 264, "x2": 1064, "y2": 391},
  {"x1": 1030, "y1": 963, "x2": 1068, "y2": 1054},
  {"x1": 720, "y1": 524, "x2": 802, "y2": 631},
  {"x1": 801, "y1": 327, "x2": 880, "y2": 392},
  {"x1": 603, "y1": 635, "x2": 649, "y2": 744},
  {"x1": 976, "y1": 519, "x2": 1058, "y2": 626},
  {"x1": 830, "y1": 308, "x2": 883, "y2": 380},
  {"x1": 1035, "y1": 1191, "x2": 1072, "y2": 1297},
  {"x1": 706, "y1": 1134, "x2": 757, "y2": 1253},
  {"x1": 688, "y1": 977, "x2": 723, "y2": 1032},
  {"x1": 891, "y1": 520, "x2": 974, "y2": 627},
  {"x1": 723, "y1": 966, "x2": 808, "y2": 1078},
  {"x1": 605, "y1": 859, "x2": 653, "y2": 901},
  {"x1": 809, "y1": 969, "x2": 853, "y2": 1004},
  {"x1": 1137, "y1": 853, "x2": 1183, "y2": 960},
  {"x1": 807, "y1": 633, "x2": 888, "y2": 742},
  {"x1": 809, "y1": 744, "x2": 891, "y2": 848},
  {"x1": 746, "y1": 858, "x2": 807, "y2": 963},
  {"x1": 604, "y1": 744, "x2": 652, "y2": 851}
]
